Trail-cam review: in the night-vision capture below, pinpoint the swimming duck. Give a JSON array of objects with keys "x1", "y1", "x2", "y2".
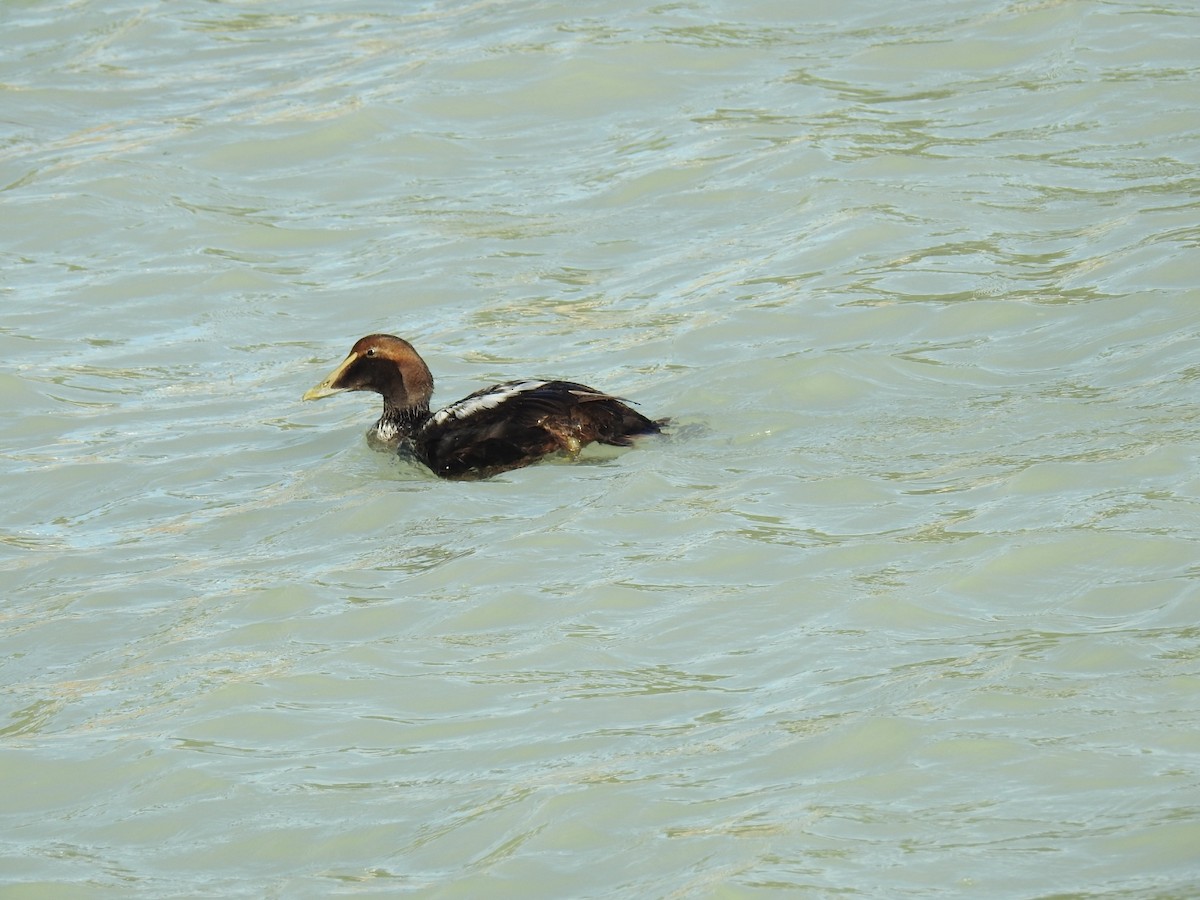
[{"x1": 302, "y1": 334, "x2": 663, "y2": 478}]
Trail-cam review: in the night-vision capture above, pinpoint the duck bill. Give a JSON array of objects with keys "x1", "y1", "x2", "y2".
[{"x1": 302, "y1": 353, "x2": 356, "y2": 401}]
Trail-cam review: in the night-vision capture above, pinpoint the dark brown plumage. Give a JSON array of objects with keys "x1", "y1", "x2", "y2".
[{"x1": 303, "y1": 334, "x2": 663, "y2": 478}]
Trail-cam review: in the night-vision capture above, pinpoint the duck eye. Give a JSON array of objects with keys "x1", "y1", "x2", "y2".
[{"x1": 365, "y1": 348, "x2": 376, "y2": 357}]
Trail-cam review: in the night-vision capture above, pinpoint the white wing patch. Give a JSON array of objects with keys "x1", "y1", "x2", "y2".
[{"x1": 431, "y1": 380, "x2": 548, "y2": 425}]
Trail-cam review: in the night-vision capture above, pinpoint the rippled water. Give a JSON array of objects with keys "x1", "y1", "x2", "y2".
[{"x1": 3, "y1": 0, "x2": 1199, "y2": 896}]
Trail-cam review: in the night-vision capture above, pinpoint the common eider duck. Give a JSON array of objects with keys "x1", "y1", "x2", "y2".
[{"x1": 303, "y1": 334, "x2": 664, "y2": 478}]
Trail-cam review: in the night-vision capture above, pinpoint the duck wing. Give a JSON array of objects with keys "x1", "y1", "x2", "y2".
[{"x1": 415, "y1": 380, "x2": 660, "y2": 477}]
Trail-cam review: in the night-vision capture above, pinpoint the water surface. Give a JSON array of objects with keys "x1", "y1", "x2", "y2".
[{"x1": 2, "y1": 0, "x2": 1199, "y2": 896}]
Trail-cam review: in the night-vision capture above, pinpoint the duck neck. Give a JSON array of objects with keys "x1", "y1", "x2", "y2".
[{"x1": 376, "y1": 399, "x2": 431, "y2": 443}]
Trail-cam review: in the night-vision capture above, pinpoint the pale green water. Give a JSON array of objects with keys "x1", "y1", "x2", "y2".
[{"x1": 3, "y1": 0, "x2": 1199, "y2": 897}]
